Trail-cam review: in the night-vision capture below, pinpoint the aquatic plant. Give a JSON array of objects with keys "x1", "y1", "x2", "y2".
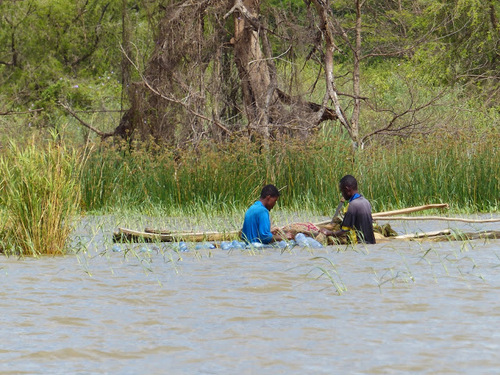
[
  {"x1": 79, "y1": 129, "x2": 499, "y2": 216},
  {"x1": 0, "y1": 135, "x2": 84, "y2": 256}
]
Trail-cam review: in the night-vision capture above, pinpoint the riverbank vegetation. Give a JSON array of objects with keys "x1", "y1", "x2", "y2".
[
  {"x1": 79, "y1": 127, "x2": 499, "y2": 216},
  {"x1": 0, "y1": 135, "x2": 84, "y2": 256},
  {"x1": 0, "y1": 0, "x2": 498, "y2": 255}
]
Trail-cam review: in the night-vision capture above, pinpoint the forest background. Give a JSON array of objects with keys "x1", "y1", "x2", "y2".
[{"x1": 0, "y1": 0, "x2": 499, "y2": 223}]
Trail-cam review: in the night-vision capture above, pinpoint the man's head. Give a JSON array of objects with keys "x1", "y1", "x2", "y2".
[
  {"x1": 260, "y1": 184, "x2": 280, "y2": 210},
  {"x1": 339, "y1": 175, "x2": 358, "y2": 200}
]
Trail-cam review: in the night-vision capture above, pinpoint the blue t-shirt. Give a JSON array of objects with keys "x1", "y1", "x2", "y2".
[{"x1": 241, "y1": 201, "x2": 273, "y2": 244}]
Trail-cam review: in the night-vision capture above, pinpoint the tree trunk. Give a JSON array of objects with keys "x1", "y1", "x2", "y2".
[
  {"x1": 310, "y1": 0, "x2": 352, "y2": 140},
  {"x1": 121, "y1": 0, "x2": 131, "y2": 111},
  {"x1": 351, "y1": 0, "x2": 363, "y2": 148},
  {"x1": 231, "y1": 0, "x2": 272, "y2": 141}
]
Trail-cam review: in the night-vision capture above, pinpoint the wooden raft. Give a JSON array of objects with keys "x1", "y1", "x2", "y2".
[
  {"x1": 113, "y1": 227, "x2": 499, "y2": 243},
  {"x1": 112, "y1": 203, "x2": 499, "y2": 243}
]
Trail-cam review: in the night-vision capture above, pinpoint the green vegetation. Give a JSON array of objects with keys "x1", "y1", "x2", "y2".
[
  {"x1": 78, "y1": 127, "x2": 499, "y2": 216},
  {"x1": 0, "y1": 135, "x2": 85, "y2": 256}
]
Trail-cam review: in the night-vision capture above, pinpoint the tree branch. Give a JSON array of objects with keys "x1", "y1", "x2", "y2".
[
  {"x1": 0, "y1": 108, "x2": 43, "y2": 116},
  {"x1": 361, "y1": 90, "x2": 445, "y2": 144},
  {"x1": 120, "y1": 45, "x2": 232, "y2": 135},
  {"x1": 57, "y1": 101, "x2": 115, "y2": 139},
  {"x1": 224, "y1": 0, "x2": 261, "y2": 31}
]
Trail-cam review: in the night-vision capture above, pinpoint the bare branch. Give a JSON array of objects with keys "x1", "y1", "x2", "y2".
[
  {"x1": 0, "y1": 108, "x2": 43, "y2": 116},
  {"x1": 224, "y1": 0, "x2": 260, "y2": 31},
  {"x1": 309, "y1": 0, "x2": 352, "y2": 134},
  {"x1": 361, "y1": 90, "x2": 445, "y2": 145},
  {"x1": 120, "y1": 45, "x2": 232, "y2": 135},
  {"x1": 57, "y1": 101, "x2": 115, "y2": 139}
]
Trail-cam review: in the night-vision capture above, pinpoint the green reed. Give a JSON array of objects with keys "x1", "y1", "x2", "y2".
[
  {"x1": 360, "y1": 133, "x2": 500, "y2": 212},
  {"x1": 0, "y1": 137, "x2": 84, "y2": 256},
  {"x1": 79, "y1": 129, "x2": 499, "y2": 216}
]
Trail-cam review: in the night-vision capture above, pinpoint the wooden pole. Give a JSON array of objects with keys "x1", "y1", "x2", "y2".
[
  {"x1": 373, "y1": 216, "x2": 500, "y2": 223},
  {"x1": 315, "y1": 203, "x2": 449, "y2": 226},
  {"x1": 371, "y1": 203, "x2": 449, "y2": 217}
]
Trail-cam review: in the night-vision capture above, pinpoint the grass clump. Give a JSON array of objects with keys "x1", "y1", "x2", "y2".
[{"x1": 0, "y1": 136, "x2": 84, "y2": 256}]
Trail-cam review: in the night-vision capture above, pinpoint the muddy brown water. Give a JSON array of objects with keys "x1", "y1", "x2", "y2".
[{"x1": 1, "y1": 214, "x2": 499, "y2": 374}]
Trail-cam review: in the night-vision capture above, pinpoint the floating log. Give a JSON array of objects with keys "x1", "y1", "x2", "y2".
[
  {"x1": 144, "y1": 227, "x2": 239, "y2": 236},
  {"x1": 372, "y1": 204, "x2": 449, "y2": 218},
  {"x1": 314, "y1": 203, "x2": 449, "y2": 226},
  {"x1": 113, "y1": 227, "x2": 238, "y2": 243},
  {"x1": 394, "y1": 229, "x2": 451, "y2": 239},
  {"x1": 421, "y1": 230, "x2": 500, "y2": 242},
  {"x1": 391, "y1": 230, "x2": 500, "y2": 242},
  {"x1": 373, "y1": 216, "x2": 500, "y2": 223}
]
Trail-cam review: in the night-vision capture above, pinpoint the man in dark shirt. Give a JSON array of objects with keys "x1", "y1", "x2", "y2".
[{"x1": 322, "y1": 175, "x2": 376, "y2": 244}]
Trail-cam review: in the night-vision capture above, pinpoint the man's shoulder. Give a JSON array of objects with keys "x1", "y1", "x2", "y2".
[
  {"x1": 355, "y1": 195, "x2": 371, "y2": 203},
  {"x1": 247, "y1": 201, "x2": 267, "y2": 214},
  {"x1": 349, "y1": 196, "x2": 372, "y2": 210}
]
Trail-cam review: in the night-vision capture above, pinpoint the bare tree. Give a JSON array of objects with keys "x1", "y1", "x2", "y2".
[
  {"x1": 307, "y1": 0, "x2": 444, "y2": 148},
  {"x1": 71, "y1": 0, "x2": 444, "y2": 148},
  {"x1": 116, "y1": 0, "x2": 338, "y2": 147}
]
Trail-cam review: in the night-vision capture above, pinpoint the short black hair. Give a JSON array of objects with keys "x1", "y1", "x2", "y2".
[
  {"x1": 260, "y1": 184, "x2": 280, "y2": 198},
  {"x1": 339, "y1": 175, "x2": 358, "y2": 190}
]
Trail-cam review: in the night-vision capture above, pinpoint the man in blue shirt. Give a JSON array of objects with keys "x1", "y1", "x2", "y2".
[{"x1": 241, "y1": 184, "x2": 285, "y2": 244}]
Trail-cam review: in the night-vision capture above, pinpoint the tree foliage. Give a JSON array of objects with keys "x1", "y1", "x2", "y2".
[
  {"x1": 413, "y1": 0, "x2": 499, "y2": 103},
  {"x1": 0, "y1": 0, "x2": 497, "y2": 146}
]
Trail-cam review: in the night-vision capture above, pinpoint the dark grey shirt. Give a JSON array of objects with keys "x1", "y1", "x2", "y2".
[{"x1": 342, "y1": 196, "x2": 376, "y2": 244}]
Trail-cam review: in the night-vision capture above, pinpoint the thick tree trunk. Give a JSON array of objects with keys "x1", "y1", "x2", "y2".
[
  {"x1": 231, "y1": 0, "x2": 272, "y2": 139},
  {"x1": 115, "y1": 0, "x2": 341, "y2": 146}
]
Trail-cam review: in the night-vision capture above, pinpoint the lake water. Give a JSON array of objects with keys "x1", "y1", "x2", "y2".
[{"x1": 1, "y1": 214, "x2": 499, "y2": 374}]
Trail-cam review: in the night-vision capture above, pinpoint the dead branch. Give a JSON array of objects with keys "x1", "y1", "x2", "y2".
[
  {"x1": 224, "y1": 0, "x2": 260, "y2": 31},
  {"x1": 310, "y1": 0, "x2": 352, "y2": 134},
  {"x1": 0, "y1": 108, "x2": 43, "y2": 116},
  {"x1": 121, "y1": 44, "x2": 232, "y2": 136},
  {"x1": 361, "y1": 89, "x2": 445, "y2": 144},
  {"x1": 57, "y1": 101, "x2": 115, "y2": 139}
]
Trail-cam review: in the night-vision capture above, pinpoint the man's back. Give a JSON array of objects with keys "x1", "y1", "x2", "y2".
[
  {"x1": 342, "y1": 196, "x2": 375, "y2": 244},
  {"x1": 241, "y1": 201, "x2": 273, "y2": 243}
]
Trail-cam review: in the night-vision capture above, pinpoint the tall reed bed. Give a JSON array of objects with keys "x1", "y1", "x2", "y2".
[
  {"x1": 361, "y1": 133, "x2": 500, "y2": 212},
  {"x1": 0, "y1": 137, "x2": 84, "y2": 256},
  {"x1": 80, "y1": 130, "x2": 499, "y2": 215},
  {"x1": 80, "y1": 134, "x2": 350, "y2": 215}
]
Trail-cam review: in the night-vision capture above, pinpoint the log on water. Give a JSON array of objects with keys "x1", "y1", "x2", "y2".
[
  {"x1": 113, "y1": 228, "x2": 174, "y2": 242},
  {"x1": 144, "y1": 227, "x2": 240, "y2": 241},
  {"x1": 393, "y1": 230, "x2": 500, "y2": 242},
  {"x1": 372, "y1": 203, "x2": 449, "y2": 218},
  {"x1": 144, "y1": 227, "x2": 239, "y2": 235},
  {"x1": 373, "y1": 216, "x2": 500, "y2": 223},
  {"x1": 113, "y1": 227, "x2": 239, "y2": 243},
  {"x1": 393, "y1": 229, "x2": 452, "y2": 240},
  {"x1": 422, "y1": 230, "x2": 500, "y2": 242},
  {"x1": 314, "y1": 203, "x2": 449, "y2": 226}
]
